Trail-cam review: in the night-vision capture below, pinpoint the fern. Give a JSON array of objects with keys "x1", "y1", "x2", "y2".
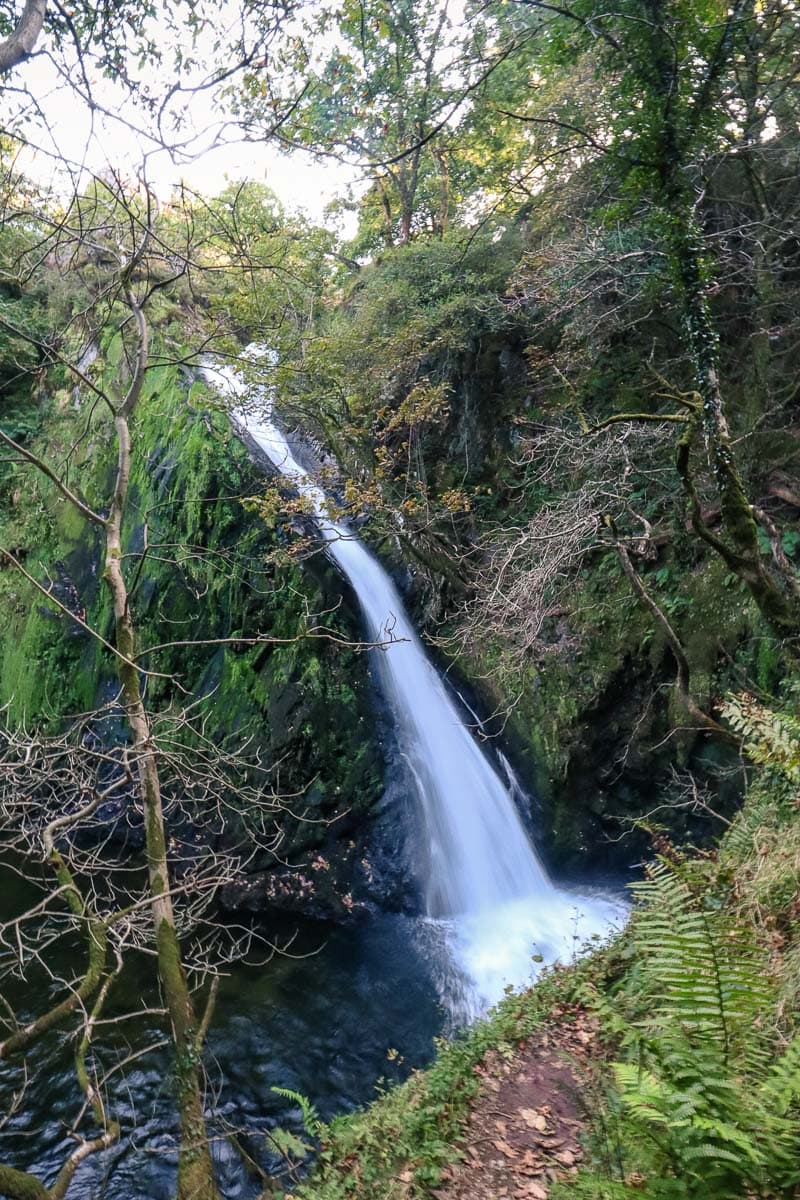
[
  {"x1": 628, "y1": 862, "x2": 771, "y2": 1067},
  {"x1": 271, "y1": 1085, "x2": 324, "y2": 1139},
  {"x1": 761, "y1": 1035, "x2": 800, "y2": 1117},
  {"x1": 721, "y1": 791, "x2": 775, "y2": 862},
  {"x1": 721, "y1": 693, "x2": 800, "y2": 782},
  {"x1": 576, "y1": 702, "x2": 800, "y2": 1199},
  {"x1": 268, "y1": 1125, "x2": 313, "y2": 1161},
  {"x1": 596, "y1": 862, "x2": 798, "y2": 1197}
]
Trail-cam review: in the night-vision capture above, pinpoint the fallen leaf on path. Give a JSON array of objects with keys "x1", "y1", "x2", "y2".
[
  {"x1": 493, "y1": 1138, "x2": 518, "y2": 1158},
  {"x1": 519, "y1": 1108, "x2": 548, "y2": 1132},
  {"x1": 516, "y1": 1182, "x2": 548, "y2": 1199}
]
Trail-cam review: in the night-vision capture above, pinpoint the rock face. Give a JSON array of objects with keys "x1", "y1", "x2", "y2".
[
  {"x1": 220, "y1": 730, "x2": 423, "y2": 923},
  {"x1": 0, "y1": 336, "x2": 748, "y2": 921},
  {"x1": 347, "y1": 325, "x2": 748, "y2": 876},
  {"x1": 220, "y1": 843, "x2": 402, "y2": 925},
  {"x1": 0, "y1": 367, "x2": 399, "y2": 924}
]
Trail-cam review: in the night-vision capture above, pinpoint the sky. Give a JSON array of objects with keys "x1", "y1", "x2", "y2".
[
  {"x1": 9, "y1": 6, "x2": 362, "y2": 232},
  {"x1": 8, "y1": 0, "x2": 472, "y2": 236}
]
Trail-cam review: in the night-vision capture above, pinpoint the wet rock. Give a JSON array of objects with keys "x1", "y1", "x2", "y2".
[{"x1": 220, "y1": 859, "x2": 370, "y2": 925}]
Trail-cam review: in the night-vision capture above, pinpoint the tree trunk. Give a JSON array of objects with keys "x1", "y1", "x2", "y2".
[
  {"x1": 0, "y1": 0, "x2": 46, "y2": 75},
  {"x1": 0, "y1": 1165, "x2": 50, "y2": 1200},
  {"x1": 615, "y1": 540, "x2": 734, "y2": 742},
  {"x1": 641, "y1": 0, "x2": 800, "y2": 647},
  {"x1": 103, "y1": 408, "x2": 219, "y2": 1200},
  {"x1": 670, "y1": 211, "x2": 800, "y2": 645}
]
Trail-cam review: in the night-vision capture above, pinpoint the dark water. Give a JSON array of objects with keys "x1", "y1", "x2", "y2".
[{"x1": 0, "y1": 904, "x2": 445, "y2": 1199}]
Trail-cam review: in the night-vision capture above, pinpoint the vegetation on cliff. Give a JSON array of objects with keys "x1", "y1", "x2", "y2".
[
  {"x1": 1, "y1": 0, "x2": 800, "y2": 1197},
  {"x1": 247, "y1": 3, "x2": 800, "y2": 1196},
  {"x1": 258, "y1": 0, "x2": 800, "y2": 867}
]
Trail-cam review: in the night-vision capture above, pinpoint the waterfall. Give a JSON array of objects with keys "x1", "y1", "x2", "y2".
[{"x1": 205, "y1": 359, "x2": 625, "y2": 1018}]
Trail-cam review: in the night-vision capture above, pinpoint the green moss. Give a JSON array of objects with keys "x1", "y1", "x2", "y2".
[
  {"x1": 0, "y1": 351, "x2": 383, "y2": 859},
  {"x1": 0, "y1": 1164, "x2": 50, "y2": 1200}
]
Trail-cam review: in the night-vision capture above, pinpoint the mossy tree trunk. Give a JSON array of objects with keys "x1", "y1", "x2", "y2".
[
  {"x1": 100, "y1": 270, "x2": 220, "y2": 1200},
  {"x1": 643, "y1": 0, "x2": 800, "y2": 647},
  {"x1": 0, "y1": 194, "x2": 221, "y2": 1200},
  {"x1": 665, "y1": 201, "x2": 800, "y2": 647}
]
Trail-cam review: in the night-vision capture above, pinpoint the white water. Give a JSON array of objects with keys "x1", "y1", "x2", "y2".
[{"x1": 205, "y1": 360, "x2": 625, "y2": 1018}]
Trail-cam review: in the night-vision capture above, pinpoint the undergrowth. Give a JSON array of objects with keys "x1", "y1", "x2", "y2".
[
  {"x1": 282, "y1": 958, "x2": 608, "y2": 1200},
  {"x1": 562, "y1": 692, "x2": 800, "y2": 1198},
  {"x1": 293, "y1": 691, "x2": 800, "y2": 1200}
]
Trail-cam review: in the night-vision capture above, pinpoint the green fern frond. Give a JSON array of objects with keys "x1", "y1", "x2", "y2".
[
  {"x1": 267, "y1": 1125, "x2": 313, "y2": 1160},
  {"x1": 612, "y1": 1062, "x2": 674, "y2": 1124},
  {"x1": 687, "y1": 1117, "x2": 764, "y2": 1164},
  {"x1": 628, "y1": 862, "x2": 771, "y2": 1066},
  {"x1": 271, "y1": 1085, "x2": 323, "y2": 1138},
  {"x1": 605, "y1": 861, "x2": 799, "y2": 1196},
  {"x1": 720, "y1": 694, "x2": 800, "y2": 782},
  {"x1": 760, "y1": 1035, "x2": 800, "y2": 1116}
]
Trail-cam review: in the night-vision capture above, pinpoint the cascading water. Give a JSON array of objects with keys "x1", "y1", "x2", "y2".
[{"x1": 205, "y1": 359, "x2": 625, "y2": 1018}]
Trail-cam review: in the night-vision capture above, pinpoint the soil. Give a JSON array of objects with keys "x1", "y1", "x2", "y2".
[{"x1": 434, "y1": 1007, "x2": 600, "y2": 1200}]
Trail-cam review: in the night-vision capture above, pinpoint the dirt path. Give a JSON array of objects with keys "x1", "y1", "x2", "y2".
[{"x1": 435, "y1": 1007, "x2": 598, "y2": 1200}]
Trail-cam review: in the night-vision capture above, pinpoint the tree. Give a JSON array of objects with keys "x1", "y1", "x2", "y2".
[
  {"x1": 0, "y1": 168, "x2": 223, "y2": 1200},
  {"x1": 0, "y1": 159, "x2": 336, "y2": 1199},
  {"x1": 242, "y1": 0, "x2": 466, "y2": 249},
  {"x1": 484, "y1": 0, "x2": 800, "y2": 649},
  {"x1": 0, "y1": 0, "x2": 44, "y2": 74},
  {"x1": 0, "y1": 0, "x2": 301, "y2": 195}
]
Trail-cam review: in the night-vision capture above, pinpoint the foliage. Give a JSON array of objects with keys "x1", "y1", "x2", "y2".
[
  {"x1": 0, "y1": 0, "x2": 206, "y2": 91},
  {"x1": 274, "y1": 225, "x2": 526, "y2": 546},
  {"x1": 596, "y1": 863, "x2": 795, "y2": 1197},
  {"x1": 721, "y1": 694, "x2": 800, "y2": 784},
  {"x1": 247, "y1": 0, "x2": 467, "y2": 250},
  {"x1": 292, "y1": 967, "x2": 584, "y2": 1200},
  {"x1": 271, "y1": 1087, "x2": 324, "y2": 1140},
  {"x1": 3, "y1": 2, "x2": 800, "y2": 1195},
  {"x1": 559, "y1": 700, "x2": 800, "y2": 1200},
  {"x1": 180, "y1": 180, "x2": 334, "y2": 349}
]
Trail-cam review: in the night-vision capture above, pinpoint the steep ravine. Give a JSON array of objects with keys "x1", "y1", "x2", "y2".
[
  {"x1": 207, "y1": 360, "x2": 624, "y2": 1018},
  {"x1": 0, "y1": 355, "x2": 622, "y2": 1199},
  {"x1": 306, "y1": 318, "x2": 749, "y2": 875},
  {"x1": 0, "y1": 337, "x2": 749, "y2": 915},
  {"x1": 1, "y1": 347, "x2": 780, "y2": 1200},
  {"x1": 0, "y1": 364, "x2": 397, "y2": 921}
]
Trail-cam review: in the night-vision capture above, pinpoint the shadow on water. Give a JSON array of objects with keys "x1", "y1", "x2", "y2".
[{"x1": 2, "y1": 873, "x2": 624, "y2": 1199}]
